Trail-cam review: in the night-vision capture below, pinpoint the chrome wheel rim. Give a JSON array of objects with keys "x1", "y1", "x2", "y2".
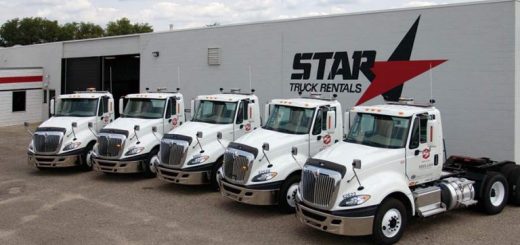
[
  {"x1": 381, "y1": 208, "x2": 402, "y2": 238},
  {"x1": 286, "y1": 183, "x2": 299, "y2": 208},
  {"x1": 149, "y1": 156, "x2": 159, "y2": 174},
  {"x1": 86, "y1": 151, "x2": 93, "y2": 167},
  {"x1": 490, "y1": 181, "x2": 506, "y2": 207}
]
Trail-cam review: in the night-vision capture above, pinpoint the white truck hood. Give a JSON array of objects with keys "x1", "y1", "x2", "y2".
[
  {"x1": 38, "y1": 116, "x2": 94, "y2": 131},
  {"x1": 312, "y1": 141, "x2": 405, "y2": 170},
  {"x1": 169, "y1": 121, "x2": 231, "y2": 144},
  {"x1": 235, "y1": 128, "x2": 307, "y2": 159},
  {"x1": 104, "y1": 117, "x2": 160, "y2": 134}
]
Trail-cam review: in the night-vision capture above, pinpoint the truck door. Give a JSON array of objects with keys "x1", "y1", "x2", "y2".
[
  {"x1": 308, "y1": 107, "x2": 336, "y2": 156},
  {"x1": 97, "y1": 96, "x2": 111, "y2": 131},
  {"x1": 406, "y1": 113, "x2": 435, "y2": 185},
  {"x1": 234, "y1": 100, "x2": 250, "y2": 139},
  {"x1": 163, "y1": 97, "x2": 177, "y2": 133}
]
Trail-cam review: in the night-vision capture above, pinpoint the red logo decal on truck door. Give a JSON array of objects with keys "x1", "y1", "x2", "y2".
[
  {"x1": 422, "y1": 148, "x2": 430, "y2": 159},
  {"x1": 323, "y1": 135, "x2": 332, "y2": 145}
]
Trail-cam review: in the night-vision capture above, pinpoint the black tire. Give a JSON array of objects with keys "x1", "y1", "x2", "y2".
[
  {"x1": 479, "y1": 171, "x2": 508, "y2": 214},
  {"x1": 508, "y1": 168, "x2": 520, "y2": 205},
  {"x1": 372, "y1": 198, "x2": 407, "y2": 245},
  {"x1": 209, "y1": 158, "x2": 223, "y2": 191},
  {"x1": 278, "y1": 174, "x2": 300, "y2": 214},
  {"x1": 142, "y1": 149, "x2": 158, "y2": 178},
  {"x1": 78, "y1": 143, "x2": 95, "y2": 172}
]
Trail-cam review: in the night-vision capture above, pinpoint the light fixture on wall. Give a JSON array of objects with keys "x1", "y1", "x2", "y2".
[{"x1": 152, "y1": 51, "x2": 160, "y2": 57}]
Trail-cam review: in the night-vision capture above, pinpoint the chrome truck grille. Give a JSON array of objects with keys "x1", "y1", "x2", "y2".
[
  {"x1": 223, "y1": 142, "x2": 258, "y2": 184},
  {"x1": 160, "y1": 134, "x2": 192, "y2": 166},
  {"x1": 33, "y1": 127, "x2": 66, "y2": 153},
  {"x1": 300, "y1": 159, "x2": 346, "y2": 209}
]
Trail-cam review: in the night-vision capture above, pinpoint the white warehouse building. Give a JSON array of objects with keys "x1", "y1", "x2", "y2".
[{"x1": 0, "y1": 0, "x2": 518, "y2": 162}]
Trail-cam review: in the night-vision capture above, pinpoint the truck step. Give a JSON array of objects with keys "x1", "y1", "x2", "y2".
[{"x1": 418, "y1": 205, "x2": 447, "y2": 217}]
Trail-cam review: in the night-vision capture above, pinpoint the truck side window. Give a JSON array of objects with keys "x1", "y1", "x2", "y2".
[
  {"x1": 420, "y1": 115, "x2": 427, "y2": 144},
  {"x1": 236, "y1": 102, "x2": 244, "y2": 124},
  {"x1": 98, "y1": 97, "x2": 108, "y2": 116},
  {"x1": 409, "y1": 118, "x2": 420, "y2": 149},
  {"x1": 312, "y1": 109, "x2": 322, "y2": 135}
]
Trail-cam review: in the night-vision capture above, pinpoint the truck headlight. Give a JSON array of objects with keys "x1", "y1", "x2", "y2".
[
  {"x1": 252, "y1": 171, "x2": 278, "y2": 182},
  {"x1": 28, "y1": 141, "x2": 34, "y2": 153},
  {"x1": 125, "y1": 146, "x2": 145, "y2": 156},
  {"x1": 63, "y1": 142, "x2": 82, "y2": 151},
  {"x1": 187, "y1": 155, "x2": 209, "y2": 165},
  {"x1": 339, "y1": 195, "x2": 371, "y2": 207}
]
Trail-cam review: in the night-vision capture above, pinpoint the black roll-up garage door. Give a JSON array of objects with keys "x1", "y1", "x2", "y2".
[{"x1": 61, "y1": 57, "x2": 101, "y2": 94}]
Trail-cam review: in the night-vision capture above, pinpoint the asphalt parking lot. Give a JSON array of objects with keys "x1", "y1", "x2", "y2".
[{"x1": 1, "y1": 124, "x2": 519, "y2": 245}]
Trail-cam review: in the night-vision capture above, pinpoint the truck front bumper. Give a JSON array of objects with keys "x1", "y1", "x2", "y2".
[
  {"x1": 156, "y1": 164, "x2": 211, "y2": 185},
  {"x1": 92, "y1": 155, "x2": 146, "y2": 173},
  {"x1": 27, "y1": 153, "x2": 78, "y2": 168},
  {"x1": 219, "y1": 179, "x2": 280, "y2": 205},
  {"x1": 295, "y1": 201, "x2": 375, "y2": 236}
]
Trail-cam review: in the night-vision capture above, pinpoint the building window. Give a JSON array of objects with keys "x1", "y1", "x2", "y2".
[{"x1": 12, "y1": 91, "x2": 26, "y2": 112}]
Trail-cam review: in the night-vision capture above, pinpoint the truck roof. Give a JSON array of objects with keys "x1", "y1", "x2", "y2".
[
  {"x1": 125, "y1": 92, "x2": 182, "y2": 99},
  {"x1": 352, "y1": 103, "x2": 437, "y2": 117},
  {"x1": 271, "y1": 98, "x2": 339, "y2": 108},
  {"x1": 196, "y1": 93, "x2": 257, "y2": 102},
  {"x1": 59, "y1": 92, "x2": 112, "y2": 99}
]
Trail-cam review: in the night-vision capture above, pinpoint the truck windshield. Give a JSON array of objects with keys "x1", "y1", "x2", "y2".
[
  {"x1": 55, "y1": 98, "x2": 98, "y2": 117},
  {"x1": 192, "y1": 100, "x2": 237, "y2": 124},
  {"x1": 346, "y1": 113, "x2": 410, "y2": 149},
  {"x1": 263, "y1": 105, "x2": 314, "y2": 134},
  {"x1": 123, "y1": 98, "x2": 166, "y2": 119}
]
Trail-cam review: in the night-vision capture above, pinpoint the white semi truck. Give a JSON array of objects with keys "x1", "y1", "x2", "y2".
[
  {"x1": 26, "y1": 90, "x2": 115, "y2": 171},
  {"x1": 91, "y1": 91, "x2": 185, "y2": 177},
  {"x1": 294, "y1": 100, "x2": 520, "y2": 244},
  {"x1": 153, "y1": 89, "x2": 260, "y2": 189},
  {"x1": 219, "y1": 95, "x2": 343, "y2": 212}
]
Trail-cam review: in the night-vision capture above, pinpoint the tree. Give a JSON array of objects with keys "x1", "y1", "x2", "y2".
[
  {"x1": 59, "y1": 22, "x2": 104, "y2": 40},
  {"x1": 0, "y1": 17, "x2": 60, "y2": 46},
  {"x1": 105, "y1": 17, "x2": 153, "y2": 36}
]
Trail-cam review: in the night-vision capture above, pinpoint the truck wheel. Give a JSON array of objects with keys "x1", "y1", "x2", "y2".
[
  {"x1": 278, "y1": 174, "x2": 300, "y2": 214},
  {"x1": 372, "y1": 198, "x2": 407, "y2": 245},
  {"x1": 209, "y1": 158, "x2": 223, "y2": 191},
  {"x1": 479, "y1": 171, "x2": 508, "y2": 214},
  {"x1": 507, "y1": 168, "x2": 520, "y2": 205},
  {"x1": 142, "y1": 149, "x2": 158, "y2": 178},
  {"x1": 79, "y1": 144, "x2": 95, "y2": 171}
]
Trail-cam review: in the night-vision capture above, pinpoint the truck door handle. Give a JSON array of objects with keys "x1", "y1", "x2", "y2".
[
  {"x1": 317, "y1": 136, "x2": 322, "y2": 140},
  {"x1": 168, "y1": 119, "x2": 172, "y2": 123},
  {"x1": 239, "y1": 125, "x2": 244, "y2": 129},
  {"x1": 415, "y1": 150, "x2": 420, "y2": 156}
]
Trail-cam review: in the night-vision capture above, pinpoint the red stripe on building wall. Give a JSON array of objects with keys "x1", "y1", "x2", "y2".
[{"x1": 0, "y1": 76, "x2": 43, "y2": 84}]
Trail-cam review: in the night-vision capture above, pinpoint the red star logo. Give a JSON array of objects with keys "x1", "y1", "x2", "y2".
[{"x1": 356, "y1": 60, "x2": 447, "y2": 105}]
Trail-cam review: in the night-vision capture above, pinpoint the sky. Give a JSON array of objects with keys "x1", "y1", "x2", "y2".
[{"x1": 0, "y1": 0, "x2": 477, "y2": 31}]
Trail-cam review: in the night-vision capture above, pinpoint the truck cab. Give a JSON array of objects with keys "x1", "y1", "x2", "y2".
[
  {"x1": 153, "y1": 90, "x2": 260, "y2": 189},
  {"x1": 219, "y1": 96, "x2": 343, "y2": 212},
  {"x1": 295, "y1": 100, "x2": 519, "y2": 244},
  {"x1": 91, "y1": 91, "x2": 185, "y2": 177},
  {"x1": 27, "y1": 90, "x2": 115, "y2": 171}
]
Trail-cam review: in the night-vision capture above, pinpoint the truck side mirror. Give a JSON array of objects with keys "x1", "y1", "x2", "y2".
[
  {"x1": 108, "y1": 99, "x2": 114, "y2": 113},
  {"x1": 263, "y1": 104, "x2": 270, "y2": 126},
  {"x1": 247, "y1": 103, "x2": 255, "y2": 122},
  {"x1": 352, "y1": 159, "x2": 362, "y2": 169},
  {"x1": 71, "y1": 122, "x2": 77, "y2": 128},
  {"x1": 190, "y1": 100, "x2": 195, "y2": 120},
  {"x1": 196, "y1": 131, "x2": 203, "y2": 138},
  {"x1": 152, "y1": 126, "x2": 157, "y2": 133},
  {"x1": 134, "y1": 125, "x2": 140, "y2": 131},
  {"x1": 119, "y1": 98, "x2": 124, "y2": 115},
  {"x1": 326, "y1": 110, "x2": 336, "y2": 134},
  {"x1": 50, "y1": 99, "x2": 55, "y2": 115},
  {"x1": 88, "y1": 122, "x2": 93, "y2": 128},
  {"x1": 217, "y1": 132, "x2": 222, "y2": 140},
  {"x1": 291, "y1": 146, "x2": 298, "y2": 156},
  {"x1": 262, "y1": 142, "x2": 269, "y2": 151}
]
